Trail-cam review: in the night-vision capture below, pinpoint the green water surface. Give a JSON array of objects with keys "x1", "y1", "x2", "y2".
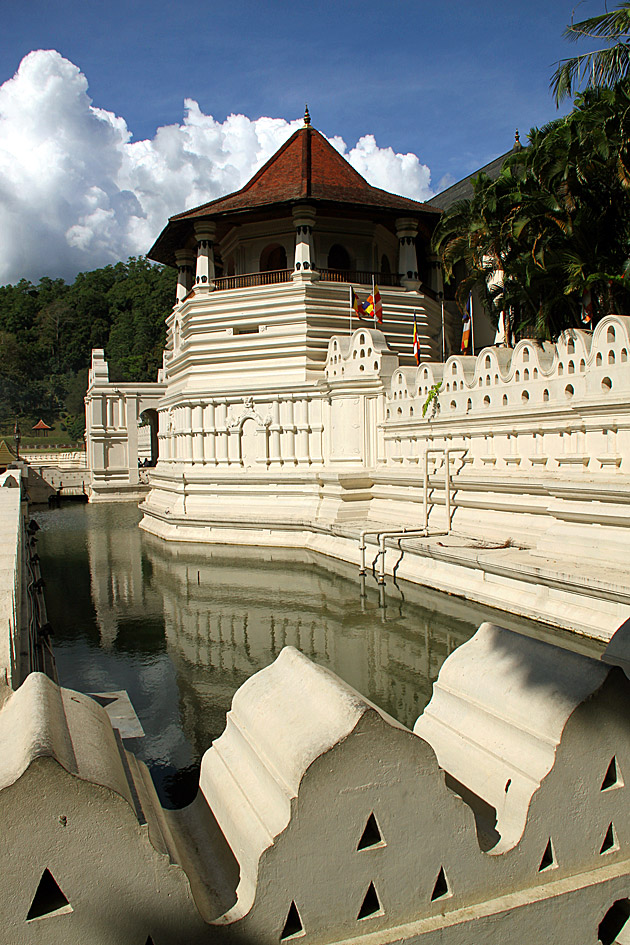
[{"x1": 34, "y1": 502, "x2": 583, "y2": 808}]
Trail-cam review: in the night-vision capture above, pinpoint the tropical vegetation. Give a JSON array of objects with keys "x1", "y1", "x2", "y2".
[
  {"x1": 0, "y1": 257, "x2": 175, "y2": 441},
  {"x1": 432, "y1": 79, "x2": 630, "y2": 342},
  {"x1": 551, "y1": 2, "x2": 630, "y2": 103}
]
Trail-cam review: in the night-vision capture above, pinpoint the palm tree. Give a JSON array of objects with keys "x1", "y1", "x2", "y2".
[
  {"x1": 552, "y1": 2, "x2": 630, "y2": 104},
  {"x1": 433, "y1": 83, "x2": 630, "y2": 341}
]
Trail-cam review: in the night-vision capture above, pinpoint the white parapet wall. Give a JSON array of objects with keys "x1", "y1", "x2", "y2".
[
  {"x1": 0, "y1": 622, "x2": 628, "y2": 943},
  {"x1": 130, "y1": 315, "x2": 630, "y2": 639},
  {"x1": 0, "y1": 470, "x2": 24, "y2": 687},
  {"x1": 85, "y1": 349, "x2": 166, "y2": 501}
]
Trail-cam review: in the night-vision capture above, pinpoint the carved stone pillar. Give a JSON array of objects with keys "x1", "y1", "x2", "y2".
[
  {"x1": 203, "y1": 402, "x2": 216, "y2": 465},
  {"x1": 192, "y1": 404, "x2": 204, "y2": 463},
  {"x1": 175, "y1": 249, "x2": 196, "y2": 304},
  {"x1": 296, "y1": 398, "x2": 310, "y2": 464},
  {"x1": 396, "y1": 218, "x2": 420, "y2": 289},
  {"x1": 158, "y1": 409, "x2": 169, "y2": 462},
  {"x1": 126, "y1": 395, "x2": 139, "y2": 484},
  {"x1": 269, "y1": 400, "x2": 282, "y2": 464},
  {"x1": 216, "y1": 402, "x2": 229, "y2": 464},
  {"x1": 292, "y1": 205, "x2": 318, "y2": 282},
  {"x1": 194, "y1": 221, "x2": 216, "y2": 290},
  {"x1": 284, "y1": 398, "x2": 297, "y2": 464}
]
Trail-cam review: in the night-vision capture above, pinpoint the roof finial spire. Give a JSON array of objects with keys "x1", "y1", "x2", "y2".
[
  {"x1": 513, "y1": 129, "x2": 523, "y2": 151},
  {"x1": 303, "y1": 104, "x2": 311, "y2": 127}
]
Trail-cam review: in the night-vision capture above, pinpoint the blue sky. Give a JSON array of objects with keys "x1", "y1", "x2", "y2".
[{"x1": 0, "y1": 0, "x2": 605, "y2": 282}]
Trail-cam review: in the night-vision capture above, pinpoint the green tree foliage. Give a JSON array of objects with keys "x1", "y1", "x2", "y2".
[
  {"x1": 552, "y1": 2, "x2": 630, "y2": 104},
  {"x1": 0, "y1": 257, "x2": 176, "y2": 436},
  {"x1": 432, "y1": 82, "x2": 630, "y2": 341}
]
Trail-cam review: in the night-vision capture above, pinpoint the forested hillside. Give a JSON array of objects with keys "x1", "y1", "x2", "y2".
[{"x1": 0, "y1": 257, "x2": 176, "y2": 443}]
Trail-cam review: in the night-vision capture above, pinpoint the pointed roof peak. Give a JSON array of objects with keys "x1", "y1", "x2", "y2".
[
  {"x1": 149, "y1": 120, "x2": 440, "y2": 265},
  {"x1": 168, "y1": 125, "x2": 436, "y2": 223},
  {"x1": 513, "y1": 129, "x2": 523, "y2": 151}
]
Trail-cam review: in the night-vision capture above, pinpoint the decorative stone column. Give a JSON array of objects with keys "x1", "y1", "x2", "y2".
[
  {"x1": 215, "y1": 402, "x2": 229, "y2": 464},
  {"x1": 428, "y1": 252, "x2": 444, "y2": 297},
  {"x1": 192, "y1": 404, "x2": 204, "y2": 463},
  {"x1": 184, "y1": 404, "x2": 194, "y2": 461},
  {"x1": 126, "y1": 395, "x2": 139, "y2": 485},
  {"x1": 296, "y1": 398, "x2": 310, "y2": 464},
  {"x1": 203, "y1": 402, "x2": 216, "y2": 465},
  {"x1": 292, "y1": 205, "x2": 318, "y2": 282},
  {"x1": 175, "y1": 250, "x2": 196, "y2": 304},
  {"x1": 284, "y1": 398, "x2": 297, "y2": 465},
  {"x1": 396, "y1": 218, "x2": 421, "y2": 290},
  {"x1": 269, "y1": 400, "x2": 282, "y2": 465},
  {"x1": 158, "y1": 409, "x2": 169, "y2": 462},
  {"x1": 194, "y1": 221, "x2": 217, "y2": 290}
]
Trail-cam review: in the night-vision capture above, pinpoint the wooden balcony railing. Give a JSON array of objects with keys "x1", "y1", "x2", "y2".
[
  {"x1": 320, "y1": 269, "x2": 401, "y2": 287},
  {"x1": 214, "y1": 269, "x2": 292, "y2": 290},
  {"x1": 213, "y1": 268, "x2": 403, "y2": 291}
]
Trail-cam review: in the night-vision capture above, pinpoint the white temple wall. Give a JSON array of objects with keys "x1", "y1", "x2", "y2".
[
  {"x1": 85, "y1": 350, "x2": 166, "y2": 501},
  {"x1": 164, "y1": 280, "x2": 439, "y2": 391}
]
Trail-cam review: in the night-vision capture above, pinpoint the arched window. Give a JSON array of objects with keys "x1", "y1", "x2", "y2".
[
  {"x1": 259, "y1": 243, "x2": 287, "y2": 272},
  {"x1": 328, "y1": 244, "x2": 351, "y2": 270},
  {"x1": 380, "y1": 253, "x2": 391, "y2": 274}
]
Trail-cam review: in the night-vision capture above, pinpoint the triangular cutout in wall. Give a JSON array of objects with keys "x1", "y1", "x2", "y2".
[
  {"x1": 430, "y1": 867, "x2": 450, "y2": 901},
  {"x1": 357, "y1": 881, "x2": 383, "y2": 919},
  {"x1": 600, "y1": 822, "x2": 619, "y2": 855},
  {"x1": 26, "y1": 869, "x2": 72, "y2": 920},
  {"x1": 145, "y1": 937, "x2": 155, "y2": 945},
  {"x1": 281, "y1": 901, "x2": 304, "y2": 940},
  {"x1": 601, "y1": 756, "x2": 623, "y2": 791},
  {"x1": 538, "y1": 838, "x2": 556, "y2": 872},
  {"x1": 357, "y1": 812, "x2": 384, "y2": 850}
]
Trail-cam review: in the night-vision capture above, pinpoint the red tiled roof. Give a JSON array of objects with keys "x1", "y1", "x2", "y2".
[
  {"x1": 32, "y1": 419, "x2": 51, "y2": 430},
  {"x1": 171, "y1": 125, "x2": 436, "y2": 219},
  {"x1": 149, "y1": 124, "x2": 440, "y2": 265}
]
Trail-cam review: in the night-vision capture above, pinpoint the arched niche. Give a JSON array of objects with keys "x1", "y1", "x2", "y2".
[
  {"x1": 139, "y1": 408, "x2": 159, "y2": 466},
  {"x1": 259, "y1": 243, "x2": 287, "y2": 272},
  {"x1": 327, "y1": 244, "x2": 351, "y2": 271}
]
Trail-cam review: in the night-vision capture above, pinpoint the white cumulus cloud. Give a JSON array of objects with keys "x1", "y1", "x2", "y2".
[{"x1": 0, "y1": 50, "x2": 436, "y2": 285}]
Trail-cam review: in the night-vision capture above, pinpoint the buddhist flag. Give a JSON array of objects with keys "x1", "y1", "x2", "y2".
[
  {"x1": 372, "y1": 284, "x2": 383, "y2": 324},
  {"x1": 581, "y1": 288, "x2": 594, "y2": 325},
  {"x1": 350, "y1": 286, "x2": 368, "y2": 320},
  {"x1": 413, "y1": 312, "x2": 420, "y2": 364},
  {"x1": 365, "y1": 284, "x2": 383, "y2": 326},
  {"x1": 461, "y1": 294, "x2": 472, "y2": 353}
]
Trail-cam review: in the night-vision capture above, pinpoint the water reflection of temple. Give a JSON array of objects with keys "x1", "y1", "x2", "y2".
[
  {"x1": 140, "y1": 534, "x2": 478, "y2": 757},
  {"x1": 71, "y1": 502, "x2": 571, "y2": 779}
]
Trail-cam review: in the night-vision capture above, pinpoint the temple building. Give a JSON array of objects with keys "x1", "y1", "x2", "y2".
[{"x1": 134, "y1": 110, "x2": 455, "y2": 536}]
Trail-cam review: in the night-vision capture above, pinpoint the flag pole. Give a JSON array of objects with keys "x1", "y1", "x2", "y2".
[
  {"x1": 372, "y1": 276, "x2": 376, "y2": 330},
  {"x1": 349, "y1": 284, "x2": 352, "y2": 335},
  {"x1": 439, "y1": 290, "x2": 445, "y2": 362},
  {"x1": 470, "y1": 292, "x2": 475, "y2": 356}
]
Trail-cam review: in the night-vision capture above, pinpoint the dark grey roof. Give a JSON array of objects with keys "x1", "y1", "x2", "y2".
[{"x1": 429, "y1": 135, "x2": 525, "y2": 211}]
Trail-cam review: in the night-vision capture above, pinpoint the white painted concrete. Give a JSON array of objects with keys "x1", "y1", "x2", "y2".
[
  {"x1": 0, "y1": 623, "x2": 628, "y2": 943},
  {"x1": 101, "y1": 313, "x2": 629, "y2": 640}
]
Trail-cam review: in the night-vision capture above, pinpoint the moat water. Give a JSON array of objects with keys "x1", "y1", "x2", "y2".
[{"x1": 33, "y1": 503, "x2": 585, "y2": 809}]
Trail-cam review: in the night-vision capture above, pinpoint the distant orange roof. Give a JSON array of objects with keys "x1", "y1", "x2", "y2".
[
  {"x1": 32, "y1": 419, "x2": 51, "y2": 430},
  {"x1": 150, "y1": 123, "x2": 440, "y2": 266}
]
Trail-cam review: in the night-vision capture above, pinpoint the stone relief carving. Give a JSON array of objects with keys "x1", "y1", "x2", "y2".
[{"x1": 228, "y1": 397, "x2": 272, "y2": 429}]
